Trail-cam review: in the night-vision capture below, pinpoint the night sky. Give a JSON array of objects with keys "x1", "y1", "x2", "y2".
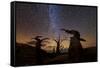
[{"x1": 16, "y1": 2, "x2": 97, "y2": 48}]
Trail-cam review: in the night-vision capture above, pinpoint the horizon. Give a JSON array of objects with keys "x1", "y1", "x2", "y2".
[{"x1": 16, "y1": 3, "x2": 97, "y2": 49}]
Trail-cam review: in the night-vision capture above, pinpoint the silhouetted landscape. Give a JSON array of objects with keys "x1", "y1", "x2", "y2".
[
  {"x1": 14, "y1": 2, "x2": 97, "y2": 66},
  {"x1": 15, "y1": 43, "x2": 97, "y2": 66}
]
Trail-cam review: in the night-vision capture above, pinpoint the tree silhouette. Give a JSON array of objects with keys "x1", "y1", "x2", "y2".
[
  {"x1": 32, "y1": 36, "x2": 49, "y2": 64},
  {"x1": 61, "y1": 28, "x2": 86, "y2": 62},
  {"x1": 52, "y1": 38, "x2": 60, "y2": 54},
  {"x1": 61, "y1": 29, "x2": 86, "y2": 41}
]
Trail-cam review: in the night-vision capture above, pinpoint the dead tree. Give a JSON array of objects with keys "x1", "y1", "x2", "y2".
[
  {"x1": 53, "y1": 35, "x2": 61, "y2": 55},
  {"x1": 61, "y1": 28, "x2": 86, "y2": 62},
  {"x1": 32, "y1": 36, "x2": 49, "y2": 64}
]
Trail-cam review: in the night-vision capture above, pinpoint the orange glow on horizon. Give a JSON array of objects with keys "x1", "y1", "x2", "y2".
[{"x1": 16, "y1": 33, "x2": 96, "y2": 49}]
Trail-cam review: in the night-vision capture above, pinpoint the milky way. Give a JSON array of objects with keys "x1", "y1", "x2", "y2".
[{"x1": 16, "y1": 2, "x2": 97, "y2": 48}]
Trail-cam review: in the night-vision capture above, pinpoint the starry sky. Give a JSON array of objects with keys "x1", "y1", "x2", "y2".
[{"x1": 16, "y1": 2, "x2": 97, "y2": 48}]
